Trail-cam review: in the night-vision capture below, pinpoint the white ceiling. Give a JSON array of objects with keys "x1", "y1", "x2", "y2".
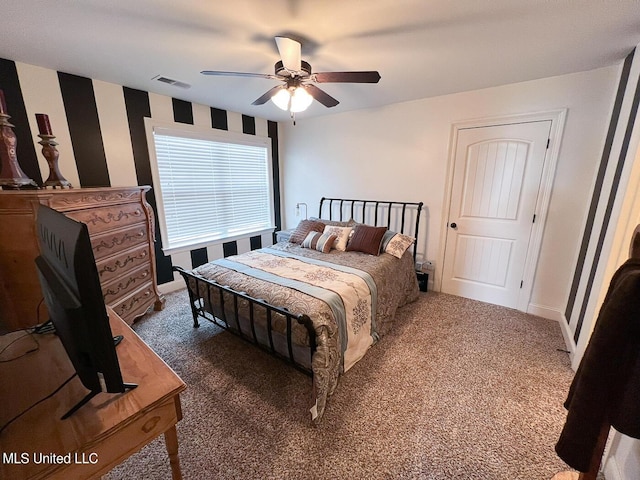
[{"x1": 2, "y1": 0, "x2": 640, "y2": 122}]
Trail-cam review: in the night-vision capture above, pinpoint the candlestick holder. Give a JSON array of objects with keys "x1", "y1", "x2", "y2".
[
  {"x1": 0, "y1": 111, "x2": 38, "y2": 189},
  {"x1": 38, "y1": 134, "x2": 72, "y2": 189}
]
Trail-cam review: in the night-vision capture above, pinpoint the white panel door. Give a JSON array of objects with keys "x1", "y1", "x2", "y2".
[{"x1": 442, "y1": 121, "x2": 551, "y2": 308}]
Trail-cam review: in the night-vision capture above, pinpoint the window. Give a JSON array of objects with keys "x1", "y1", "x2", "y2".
[{"x1": 145, "y1": 119, "x2": 275, "y2": 254}]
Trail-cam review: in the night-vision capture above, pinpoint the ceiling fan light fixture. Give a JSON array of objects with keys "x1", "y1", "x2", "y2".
[
  {"x1": 271, "y1": 88, "x2": 292, "y2": 111},
  {"x1": 290, "y1": 86, "x2": 313, "y2": 112},
  {"x1": 204, "y1": 36, "x2": 380, "y2": 117},
  {"x1": 271, "y1": 86, "x2": 313, "y2": 113}
]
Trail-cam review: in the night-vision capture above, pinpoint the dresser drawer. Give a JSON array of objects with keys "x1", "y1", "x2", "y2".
[
  {"x1": 0, "y1": 186, "x2": 164, "y2": 331},
  {"x1": 96, "y1": 244, "x2": 150, "y2": 284},
  {"x1": 91, "y1": 222, "x2": 149, "y2": 261},
  {"x1": 66, "y1": 202, "x2": 146, "y2": 235},
  {"x1": 111, "y1": 282, "x2": 156, "y2": 321},
  {"x1": 101, "y1": 263, "x2": 153, "y2": 305}
]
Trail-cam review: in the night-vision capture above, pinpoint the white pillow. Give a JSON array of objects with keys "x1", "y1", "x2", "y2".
[{"x1": 323, "y1": 225, "x2": 353, "y2": 251}]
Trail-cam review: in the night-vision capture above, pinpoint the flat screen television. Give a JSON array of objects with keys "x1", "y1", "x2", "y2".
[{"x1": 34, "y1": 205, "x2": 135, "y2": 419}]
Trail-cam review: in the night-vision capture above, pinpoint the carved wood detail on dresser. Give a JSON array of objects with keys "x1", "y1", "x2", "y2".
[{"x1": 0, "y1": 186, "x2": 165, "y2": 331}]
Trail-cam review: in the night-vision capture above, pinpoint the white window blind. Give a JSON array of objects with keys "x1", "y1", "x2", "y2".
[{"x1": 148, "y1": 123, "x2": 274, "y2": 253}]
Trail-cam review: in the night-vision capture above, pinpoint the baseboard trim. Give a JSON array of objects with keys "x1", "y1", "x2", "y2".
[
  {"x1": 558, "y1": 313, "x2": 577, "y2": 366},
  {"x1": 158, "y1": 278, "x2": 185, "y2": 295},
  {"x1": 525, "y1": 303, "x2": 576, "y2": 364},
  {"x1": 526, "y1": 303, "x2": 563, "y2": 321}
]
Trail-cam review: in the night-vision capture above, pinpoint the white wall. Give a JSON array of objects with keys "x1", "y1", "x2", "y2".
[{"x1": 280, "y1": 65, "x2": 619, "y2": 319}]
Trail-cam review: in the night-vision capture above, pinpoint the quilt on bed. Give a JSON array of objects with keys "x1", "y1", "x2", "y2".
[{"x1": 191, "y1": 241, "x2": 419, "y2": 422}]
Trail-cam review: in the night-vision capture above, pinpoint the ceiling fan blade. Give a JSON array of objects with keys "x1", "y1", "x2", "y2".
[
  {"x1": 305, "y1": 85, "x2": 339, "y2": 108},
  {"x1": 275, "y1": 36, "x2": 302, "y2": 72},
  {"x1": 201, "y1": 70, "x2": 278, "y2": 80},
  {"x1": 314, "y1": 71, "x2": 381, "y2": 83},
  {"x1": 252, "y1": 86, "x2": 283, "y2": 105}
]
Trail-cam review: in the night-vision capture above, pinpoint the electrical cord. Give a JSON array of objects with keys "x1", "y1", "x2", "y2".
[
  {"x1": 0, "y1": 372, "x2": 77, "y2": 436},
  {"x1": 0, "y1": 297, "x2": 71, "y2": 434},
  {"x1": 36, "y1": 297, "x2": 45, "y2": 324},
  {"x1": 0, "y1": 321, "x2": 53, "y2": 364},
  {"x1": 35, "y1": 297, "x2": 56, "y2": 334},
  {"x1": 0, "y1": 301, "x2": 56, "y2": 363},
  {"x1": 0, "y1": 332, "x2": 39, "y2": 362}
]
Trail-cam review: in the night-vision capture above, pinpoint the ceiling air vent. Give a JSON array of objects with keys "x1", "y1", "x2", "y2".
[{"x1": 152, "y1": 75, "x2": 191, "y2": 89}]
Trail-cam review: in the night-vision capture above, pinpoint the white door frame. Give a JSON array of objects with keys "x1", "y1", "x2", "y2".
[{"x1": 437, "y1": 110, "x2": 567, "y2": 312}]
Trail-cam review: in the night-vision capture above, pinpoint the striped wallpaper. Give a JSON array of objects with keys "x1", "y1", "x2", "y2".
[
  {"x1": 564, "y1": 47, "x2": 640, "y2": 347},
  {"x1": 0, "y1": 58, "x2": 281, "y2": 287}
]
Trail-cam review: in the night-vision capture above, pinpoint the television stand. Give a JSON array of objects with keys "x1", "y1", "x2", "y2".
[
  {"x1": 60, "y1": 382, "x2": 138, "y2": 420},
  {"x1": 0, "y1": 308, "x2": 185, "y2": 480}
]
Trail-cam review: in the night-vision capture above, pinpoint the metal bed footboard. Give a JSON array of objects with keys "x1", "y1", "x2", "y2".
[{"x1": 173, "y1": 266, "x2": 317, "y2": 376}]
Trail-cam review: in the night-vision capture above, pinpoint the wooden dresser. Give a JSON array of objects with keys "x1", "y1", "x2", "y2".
[{"x1": 0, "y1": 186, "x2": 165, "y2": 331}]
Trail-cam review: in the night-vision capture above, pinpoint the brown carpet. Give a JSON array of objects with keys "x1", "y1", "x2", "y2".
[{"x1": 104, "y1": 290, "x2": 578, "y2": 480}]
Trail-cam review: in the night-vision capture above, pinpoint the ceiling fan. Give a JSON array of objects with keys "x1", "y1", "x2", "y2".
[{"x1": 201, "y1": 36, "x2": 381, "y2": 115}]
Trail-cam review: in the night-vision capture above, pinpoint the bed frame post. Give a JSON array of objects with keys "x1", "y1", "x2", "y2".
[
  {"x1": 174, "y1": 266, "x2": 201, "y2": 327},
  {"x1": 414, "y1": 202, "x2": 423, "y2": 263}
]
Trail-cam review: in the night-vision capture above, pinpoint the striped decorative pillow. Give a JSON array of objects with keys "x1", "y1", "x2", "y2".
[
  {"x1": 289, "y1": 219, "x2": 326, "y2": 244},
  {"x1": 301, "y1": 231, "x2": 337, "y2": 253}
]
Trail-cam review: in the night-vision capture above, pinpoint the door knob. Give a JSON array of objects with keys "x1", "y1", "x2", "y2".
[{"x1": 450, "y1": 222, "x2": 457, "y2": 229}]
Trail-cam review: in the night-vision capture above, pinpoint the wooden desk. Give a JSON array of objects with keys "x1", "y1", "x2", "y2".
[{"x1": 0, "y1": 308, "x2": 186, "y2": 479}]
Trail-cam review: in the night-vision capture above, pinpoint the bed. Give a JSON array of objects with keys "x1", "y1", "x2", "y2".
[{"x1": 173, "y1": 197, "x2": 424, "y2": 424}]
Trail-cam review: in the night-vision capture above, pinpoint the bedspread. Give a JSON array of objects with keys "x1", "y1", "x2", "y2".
[{"x1": 191, "y1": 242, "x2": 419, "y2": 423}]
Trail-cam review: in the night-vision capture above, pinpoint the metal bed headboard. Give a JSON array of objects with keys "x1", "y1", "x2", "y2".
[{"x1": 318, "y1": 197, "x2": 424, "y2": 262}]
